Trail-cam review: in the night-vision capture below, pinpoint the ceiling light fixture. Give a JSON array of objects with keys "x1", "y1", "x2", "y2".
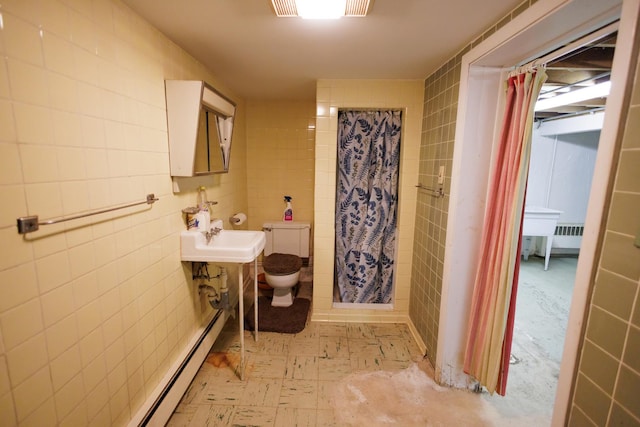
[
  {"x1": 296, "y1": 0, "x2": 346, "y2": 19},
  {"x1": 534, "y1": 81, "x2": 611, "y2": 111},
  {"x1": 271, "y1": 0, "x2": 372, "y2": 19}
]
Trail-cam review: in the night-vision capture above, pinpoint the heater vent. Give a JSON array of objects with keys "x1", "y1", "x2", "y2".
[
  {"x1": 346, "y1": 0, "x2": 372, "y2": 16},
  {"x1": 271, "y1": 0, "x2": 297, "y2": 17},
  {"x1": 555, "y1": 224, "x2": 584, "y2": 236}
]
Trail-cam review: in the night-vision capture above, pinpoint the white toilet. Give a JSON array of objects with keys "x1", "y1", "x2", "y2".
[{"x1": 262, "y1": 221, "x2": 310, "y2": 307}]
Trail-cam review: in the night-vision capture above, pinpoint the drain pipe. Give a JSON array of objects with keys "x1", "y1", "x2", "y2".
[{"x1": 198, "y1": 266, "x2": 234, "y2": 318}]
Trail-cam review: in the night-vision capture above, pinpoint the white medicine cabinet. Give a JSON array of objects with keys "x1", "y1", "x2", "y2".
[{"x1": 165, "y1": 80, "x2": 236, "y2": 176}]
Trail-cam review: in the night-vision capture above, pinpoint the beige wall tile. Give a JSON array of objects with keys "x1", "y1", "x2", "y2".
[
  {"x1": 54, "y1": 373, "x2": 85, "y2": 419},
  {"x1": 42, "y1": 32, "x2": 76, "y2": 77},
  {"x1": 86, "y1": 379, "x2": 109, "y2": 421},
  {"x1": 0, "y1": 145, "x2": 22, "y2": 187},
  {"x1": 6, "y1": 333, "x2": 48, "y2": 386},
  {"x1": 40, "y1": 283, "x2": 75, "y2": 327},
  {"x1": 57, "y1": 146, "x2": 87, "y2": 181},
  {"x1": 0, "y1": 356, "x2": 9, "y2": 396},
  {"x1": 79, "y1": 328, "x2": 104, "y2": 368},
  {"x1": 35, "y1": 251, "x2": 71, "y2": 294},
  {"x1": 68, "y1": 242, "x2": 96, "y2": 279},
  {"x1": 0, "y1": 299, "x2": 43, "y2": 350},
  {"x1": 52, "y1": 111, "x2": 83, "y2": 146},
  {"x1": 0, "y1": 391, "x2": 17, "y2": 427},
  {"x1": 0, "y1": 59, "x2": 11, "y2": 98},
  {"x1": 45, "y1": 314, "x2": 78, "y2": 359},
  {"x1": 20, "y1": 144, "x2": 59, "y2": 183},
  {"x1": 24, "y1": 182, "x2": 64, "y2": 221},
  {"x1": 83, "y1": 353, "x2": 106, "y2": 393},
  {"x1": 38, "y1": 0, "x2": 72, "y2": 39},
  {"x1": 50, "y1": 345, "x2": 82, "y2": 391},
  {"x1": 60, "y1": 180, "x2": 90, "y2": 216},
  {"x1": 48, "y1": 73, "x2": 79, "y2": 113},
  {"x1": 0, "y1": 185, "x2": 27, "y2": 229},
  {"x1": 3, "y1": 13, "x2": 43, "y2": 66},
  {"x1": 6, "y1": 59, "x2": 49, "y2": 106},
  {"x1": 76, "y1": 300, "x2": 102, "y2": 339},
  {"x1": 0, "y1": 102, "x2": 17, "y2": 142},
  {"x1": 0, "y1": 263, "x2": 38, "y2": 313},
  {"x1": 12, "y1": 366, "x2": 52, "y2": 421},
  {"x1": 80, "y1": 115, "x2": 106, "y2": 148}
]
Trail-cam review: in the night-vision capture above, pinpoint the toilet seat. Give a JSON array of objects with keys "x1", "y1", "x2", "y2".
[{"x1": 263, "y1": 253, "x2": 302, "y2": 275}]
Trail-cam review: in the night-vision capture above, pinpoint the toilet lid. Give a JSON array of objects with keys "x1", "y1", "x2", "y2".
[{"x1": 263, "y1": 253, "x2": 302, "y2": 275}]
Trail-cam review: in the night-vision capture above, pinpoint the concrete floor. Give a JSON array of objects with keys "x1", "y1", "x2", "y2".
[{"x1": 481, "y1": 255, "x2": 577, "y2": 422}]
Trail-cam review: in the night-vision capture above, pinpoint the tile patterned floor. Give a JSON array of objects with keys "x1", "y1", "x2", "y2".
[{"x1": 167, "y1": 314, "x2": 424, "y2": 426}]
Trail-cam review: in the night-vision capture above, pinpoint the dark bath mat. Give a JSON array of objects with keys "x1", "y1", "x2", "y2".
[{"x1": 245, "y1": 296, "x2": 310, "y2": 334}]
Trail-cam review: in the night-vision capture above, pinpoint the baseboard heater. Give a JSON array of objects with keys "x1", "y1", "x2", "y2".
[
  {"x1": 555, "y1": 224, "x2": 584, "y2": 237},
  {"x1": 128, "y1": 308, "x2": 227, "y2": 427},
  {"x1": 553, "y1": 223, "x2": 584, "y2": 253}
]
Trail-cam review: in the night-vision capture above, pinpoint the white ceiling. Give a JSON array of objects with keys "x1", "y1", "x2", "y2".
[{"x1": 122, "y1": 0, "x2": 524, "y2": 101}]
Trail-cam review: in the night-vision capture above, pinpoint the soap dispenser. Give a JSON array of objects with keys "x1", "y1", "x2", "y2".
[{"x1": 196, "y1": 186, "x2": 211, "y2": 231}]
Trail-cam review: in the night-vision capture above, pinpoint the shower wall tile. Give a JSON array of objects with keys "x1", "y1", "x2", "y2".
[
  {"x1": 312, "y1": 79, "x2": 423, "y2": 320},
  {"x1": 0, "y1": 0, "x2": 249, "y2": 425}
]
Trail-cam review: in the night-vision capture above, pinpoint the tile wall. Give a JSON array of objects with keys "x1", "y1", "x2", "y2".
[
  {"x1": 245, "y1": 101, "x2": 316, "y2": 238},
  {"x1": 0, "y1": 1, "x2": 247, "y2": 426},
  {"x1": 568, "y1": 43, "x2": 640, "y2": 426},
  {"x1": 312, "y1": 79, "x2": 423, "y2": 323},
  {"x1": 409, "y1": 0, "x2": 640, "y2": 421},
  {"x1": 409, "y1": 0, "x2": 533, "y2": 366}
]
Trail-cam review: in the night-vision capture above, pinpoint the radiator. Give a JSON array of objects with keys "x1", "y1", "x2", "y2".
[
  {"x1": 552, "y1": 223, "x2": 583, "y2": 251},
  {"x1": 555, "y1": 224, "x2": 584, "y2": 237}
]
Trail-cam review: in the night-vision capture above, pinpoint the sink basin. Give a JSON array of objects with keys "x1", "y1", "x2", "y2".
[{"x1": 181, "y1": 229, "x2": 266, "y2": 263}]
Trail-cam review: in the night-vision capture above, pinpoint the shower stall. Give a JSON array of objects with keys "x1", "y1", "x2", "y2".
[{"x1": 333, "y1": 109, "x2": 402, "y2": 306}]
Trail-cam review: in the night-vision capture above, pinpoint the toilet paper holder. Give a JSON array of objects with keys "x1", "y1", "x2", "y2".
[{"x1": 229, "y1": 212, "x2": 247, "y2": 225}]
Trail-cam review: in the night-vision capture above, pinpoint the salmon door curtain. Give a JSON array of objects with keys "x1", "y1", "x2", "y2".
[{"x1": 463, "y1": 69, "x2": 547, "y2": 395}]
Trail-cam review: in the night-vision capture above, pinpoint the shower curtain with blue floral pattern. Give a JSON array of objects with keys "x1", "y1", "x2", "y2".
[{"x1": 335, "y1": 110, "x2": 401, "y2": 304}]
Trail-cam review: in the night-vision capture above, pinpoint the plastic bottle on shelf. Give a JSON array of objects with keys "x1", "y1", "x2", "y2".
[{"x1": 196, "y1": 186, "x2": 211, "y2": 231}]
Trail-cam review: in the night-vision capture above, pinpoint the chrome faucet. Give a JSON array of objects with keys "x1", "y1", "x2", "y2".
[{"x1": 205, "y1": 226, "x2": 222, "y2": 243}]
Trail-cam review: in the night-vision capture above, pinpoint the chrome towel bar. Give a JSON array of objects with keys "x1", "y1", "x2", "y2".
[
  {"x1": 416, "y1": 184, "x2": 445, "y2": 198},
  {"x1": 17, "y1": 193, "x2": 159, "y2": 234}
]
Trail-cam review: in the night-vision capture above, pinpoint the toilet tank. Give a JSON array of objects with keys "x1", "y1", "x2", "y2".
[{"x1": 263, "y1": 221, "x2": 310, "y2": 258}]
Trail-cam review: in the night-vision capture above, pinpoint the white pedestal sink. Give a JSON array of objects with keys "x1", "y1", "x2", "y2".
[{"x1": 181, "y1": 224, "x2": 265, "y2": 380}]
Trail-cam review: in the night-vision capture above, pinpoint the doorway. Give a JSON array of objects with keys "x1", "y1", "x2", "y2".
[
  {"x1": 498, "y1": 30, "x2": 618, "y2": 418},
  {"x1": 435, "y1": 0, "x2": 638, "y2": 424}
]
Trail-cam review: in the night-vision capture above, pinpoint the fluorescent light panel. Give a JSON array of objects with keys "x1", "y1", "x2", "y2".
[
  {"x1": 535, "y1": 81, "x2": 611, "y2": 111},
  {"x1": 296, "y1": 0, "x2": 346, "y2": 19},
  {"x1": 271, "y1": 0, "x2": 371, "y2": 18}
]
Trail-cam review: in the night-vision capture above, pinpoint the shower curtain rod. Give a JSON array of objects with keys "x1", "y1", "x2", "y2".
[{"x1": 511, "y1": 21, "x2": 618, "y2": 73}]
